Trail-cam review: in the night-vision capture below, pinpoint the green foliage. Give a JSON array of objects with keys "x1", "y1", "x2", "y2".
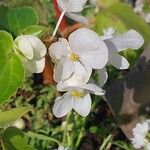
[
  {"x1": 0, "y1": 107, "x2": 32, "y2": 127},
  {"x1": 0, "y1": 5, "x2": 38, "y2": 36},
  {"x1": 98, "y1": 0, "x2": 119, "y2": 8},
  {"x1": 0, "y1": 1, "x2": 148, "y2": 150},
  {"x1": 21, "y1": 25, "x2": 48, "y2": 37},
  {"x1": 0, "y1": 31, "x2": 25, "y2": 105},
  {"x1": 109, "y1": 2, "x2": 150, "y2": 46},
  {"x1": 112, "y1": 141, "x2": 135, "y2": 150},
  {"x1": 9, "y1": 0, "x2": 49, "y2": 26},
  {"x1": 2, "y1": 127, "x2": 34, "y2": 150}
]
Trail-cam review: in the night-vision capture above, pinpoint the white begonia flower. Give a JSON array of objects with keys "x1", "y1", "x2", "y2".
[
  {"x1": 97, "y1": 29, "x2": 144, "y2": 87},
  {"x1": 53, "y1": 83, "x2": 105, "y2": 118},
  {"x1": 49, "y1": 28, "x2": 108, "y2": 86},
  {"x1": 57, "y1": 0, "x2": 89, "y2": 24},
  {"x1": 15, "y1": 35, "x2": 47, "y2": 76},
  {"x1": 131, "y1": 120, "x2": 150, "y2": 150}
]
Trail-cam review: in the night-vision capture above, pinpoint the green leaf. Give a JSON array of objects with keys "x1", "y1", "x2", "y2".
[
  {"x1": 0, "y1": 31, "x2": 25, "y2": 105},
  {"x1": 95, "y1": 11, "x2": 127, "y2": 35},
  {"x1": 109, "y1": 2, "x2": 150, "y2": 46},
  {"x1": 0, "y1": 5, "x2": 38, "y2": 36},
  {"x1": 98, "y1": 0, "x2": 119, "y2": 8},
  {"x1": 21, "y1": 25, "x2": 48, "y2": 37},
  {"x1": 9, "y1": 0, "x2": 49, "y2": 26},
  {"x1": 0, "y1": 107, "x2": 32, "y2": 127},
  {"x1": 2, "y1": 127, "x2": 34, "y2": 150}
]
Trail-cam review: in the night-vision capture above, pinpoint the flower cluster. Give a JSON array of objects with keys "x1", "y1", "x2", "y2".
[
  {"x1": 49, "y1": 0, "x2": 144, "y2": 118},
  {"x1": 14, "y1": 0, "x2": 144, "y2": 118},
  {"x1": 131, "y1": 120, "x2": 150, "y2": 150}
]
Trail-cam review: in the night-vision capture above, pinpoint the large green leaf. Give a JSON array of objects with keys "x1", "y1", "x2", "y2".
[
  {"x1": 109, "y1": 2, "x2": 150, "y2": 46},
  {"x1": 95, "y1": 10, "x2": 127, "y2": 35},
  {"x1": 0, "y1": 107, "x2": 32, "y2": 127},
  {"x1": 0, "y1": 31, "x2": 25, "y2": 105},
  {"x1": 0, "y1": 5, "x2": 38, "y2": 36},
  {"x1": 2, "y1": 127, "x2": 34, "y2": 150}
]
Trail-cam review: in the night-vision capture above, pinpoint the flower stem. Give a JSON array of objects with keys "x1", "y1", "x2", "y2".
[
  {"x1": 52, "y1": 11, "x2": 65, "y2": 37},
  {"x1": 74, "y1": 127, "x2": 85, "y2": 149},
  {"x1": 62, "y1": 113, "x2": 71, "y2": 146},
  {"x1": 99, "y1": 134, "x2": 112, "y2": 150}
]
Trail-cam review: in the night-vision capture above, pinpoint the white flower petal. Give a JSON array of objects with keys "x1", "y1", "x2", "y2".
[
  {"x1": 109, "y1": 30, "x2": 144, "y2": 52},
  {"x1": 131, "y1": 134, "x2": 145, "y2": 149},
  {"x1": 24, "y1": 58, "x2": 45, "y2": 76},
  {"x1": 57, "y1": 62, "x2": 92, "y2": 91},
  {"x1": 57, "y1": 0, "x2": 87, "y2": 12},
  {"x1": 146, "y1": 143, "x2": 150, "y2": 150},
  {"x1": 52, "y1": 92, "x2": 73, "y2": 118},
  {"x1": 15, "y1": 35, "x2": 34, "y2": 60},
  {"x1": 49, "y1": 38, "x2": 70, "y2": 60},
  {"x1": 54, "y1": 57, "x2": 74, "y2": 82},
  {"x1": 109, "y1": 54, "x2": 129, "y2": 69},
  {"x1": 73, "y1": 93, "x2": 91, "y2": 117},
  {"x1": 82, "y1": 83, "x2": 105, "y2": 95},
  {"x1": 27, "y1": 35, "x2": 47, "y2": 59},
  {"x1": 65, "y1": 12, "x2": 88, "y2": 25},
  {"x1": 97, "y1": 67, "x2": 108, "y2": 87},
  {"x1": 80, "y1": 48, "x2": 108, "y2": 69},
  {"x1": 69, "y1": 28, "x2": 107, "y2": 54}
]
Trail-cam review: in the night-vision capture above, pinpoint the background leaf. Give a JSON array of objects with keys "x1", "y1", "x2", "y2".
[
  {"x1": 9, "y1": 0, "x2": 48, "y2": 26},
  {"x1": 21, "y1": 25, "x2": 48, "y2": 37},
  {"x1": 0, "y1": 5, "x2": 38, "y2": 36},
  {"x1": 0, "y1": 107, "x2": 32, "y2": 127},
  {"x1": 0, "y1": 31, "x2": 25, "y2": 105},
  {"x1": 2, "y1": 127, "x2": 34, "y2": 150}
]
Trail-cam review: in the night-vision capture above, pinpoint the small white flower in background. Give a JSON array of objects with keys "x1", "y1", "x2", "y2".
[
  {"x1": 134, "y1": 0, "x2": 144, "y2": 13},
  {"x1": 57, "y1": 0, "x2": 89, "y2": 24},
  {"x1": 134, "y1": 0, "x2": 150, "y2": 23},
  {"x1": 98, "y1": 29, "x2": 144, "y2": 86},
  {"x1": 55, "y1": 146, "x2": 70, "y2": 150},
  {"x1": 49, "y1": 28, "x2": 108, "y2": 87},
  {"x1": 131, "y1": 120, "x2": 150, "y2": 150},
  {"x1": 53, "y1": 83, "x2": 105, "y2": 118},
  {"x1": 15, "y1": 35, "x2": 47, "y2": 77}
]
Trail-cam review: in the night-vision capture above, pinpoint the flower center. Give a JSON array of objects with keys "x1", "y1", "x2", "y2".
[
  {"x1": 71, "y1": 90, "x2": 85, "y2": 98},
  {"x1": 70, "y1": 53, "x2": 79, "y2": 62}
]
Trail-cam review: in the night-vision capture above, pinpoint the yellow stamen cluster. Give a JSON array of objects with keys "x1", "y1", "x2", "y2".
[
  {"x1": 70, "y1": 53, "x2": 79, "y2": 62},
  {"x1": 71, "y1": 90, "x2": 85, "y2": 98}
]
